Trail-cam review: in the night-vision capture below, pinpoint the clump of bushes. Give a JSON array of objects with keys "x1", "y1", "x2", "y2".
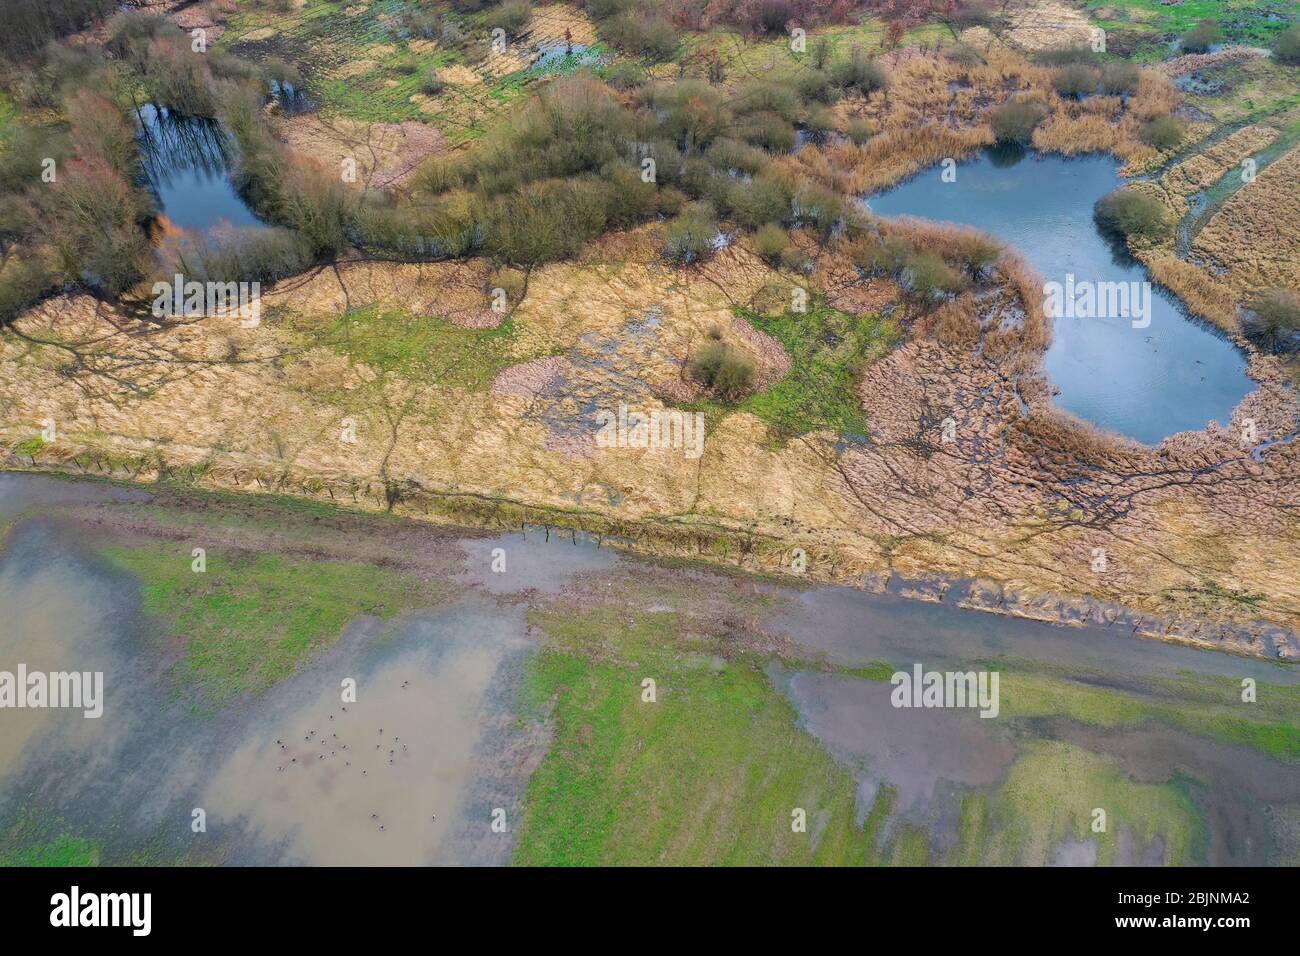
[
  {"x1": 1100, "y1": 62, "x2": 1141, "y2": 95},
  {"x1": 854, "y1": 235, "x2": 968, "y2": 304},
  {"x1": 989, "y1": 99, "x2": 1048, "y2": 144},
  {"x1": 484, "y1": 0, "x2": 532, "y2": 38},
  {"x1": 1093, "y1": 188, "x2": 1171, "y2": 241},
  {"x1": 738, "y1": 110, "x2": 797, "y2": 151},
  {"x1": 706, "y1": 137, "x2": 767, "y2": 176},
  {"x1": 1034, "y1": 45, "x2": 1099, "y2": 67},
  {"x1": 1139, "y1": 114, "x2": 1186, "y2": 150},
  {"x1": 159, "y1": 227, "x2": 317, "y2": 285},
  {"x1": 793, "y1": 68, "x2": 836, "y2": 104},
  {"x1": 663, "y1": 202, "x2": 719, "y2": 264},
  {"x1": 109, "y1": 12, "x2": 221, "y2": 116},
  {"x1": 1053, "y1": 63, "x2": 1098, "y2": 99},
  {"x1": 829, "y1": 48, "x2": 889, "y2": 96},
  {"x1": 750, "y1": 0, "x2": 794, "y2": 35},
  {"x1": 420, "y1": 70, "x2": 445, "y2": 96},
  {"x1": 603, "y1": 60, "x2": 646, "y2": 89},
  {"x1": 221, "y1": 87, "x2": 352, "y2": 257},
  {"x1": 1274, "y1": 25, "x2": 1300, "y2": 65},
  {"x1": 846, "y1": 117, "x2": 873, "y2": 145},
  {"x1": 902, "y1": 251, "x2": 968, "y2": 303},
  {"x1": 792, "y1": 180, "x2": 843, "y2": 237},
  {"x1": 945, "y1": 43, "x2": 985, "y2": 68},
  {"x1": 946, "y1": 0, "x2": 997, "y2": 33},
  {"x1": 404, "y1": 8, "x2": 443, "y2": 40},
  {"x1": 956, "y1": 234, "x2": 1002, "y2": 278},
  {"x1": 723, "y1": 172, "x2": 793, "y2": 228},
  {"x1": 601, "y1": 12, "x2": 679, "y2": 61},
  {"x1": 482, "y1": 174, "x2": 617, "y2": 264},
  {"x1": 1180, "y1": 20, "x2": 1223, "y2": 54},
  {"x1": 689, "y1": 339, "x2": 756, "y2": 399},
  {"x1": 0, "y1": 256, "x2": 55, "y2": 326},
  {"x1": 856, "y1": 235, "x2": 914, "y2": 275},
  {"x1": 1244, "y1": 288, "x2": 1300, "y2": 352},
  {"x1": 752, "y1": 222, "x2": 790, "y2": 264},
  {"x1": 264, "y1": 57, "x2": 303, "y2": 89},
  {"x1": 0, "y1": 0, "x2": 116, "y2": 56}
]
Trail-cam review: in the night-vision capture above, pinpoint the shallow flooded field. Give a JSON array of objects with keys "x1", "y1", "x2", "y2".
[{"x1": 0, "y1": 474, "x2": 1296, "y2": 865}]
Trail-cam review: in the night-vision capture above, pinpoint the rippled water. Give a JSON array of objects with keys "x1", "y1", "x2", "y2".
[{"x1": 864, "y1": 150, "x2": 1254, "y2": 444}]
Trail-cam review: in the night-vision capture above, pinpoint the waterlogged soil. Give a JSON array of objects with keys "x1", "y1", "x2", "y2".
[
  {"x1": 0, "y1": 475, "x2": 1297, "y2": 865},
  {"x1": 865, "y1": 150, "x2": 1254, "y2": 444}
]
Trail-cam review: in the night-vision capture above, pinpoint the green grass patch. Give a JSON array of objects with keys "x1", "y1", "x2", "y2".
[
  {"x1": 719, "y1": 301, "x2": 897, "y2": 440},
  {"x1": 1086, "y1": 0, "x2": 1293, "y2": 47},
  {"x1": 100, "y1": 544, "x2": 440, "y2": 705},
  {"x1": 308, "y1": 305, "x2": 538, "y2": 390},
  {"x1": 981, "y1": 741, "x2": 1205, "y2": 865},
  {"x1": 665, "y1": 299, "x2": 894, "y2": 441},
  {"x1": 515, "y1": 648, "x2": 877, "y2": 865},
  {"x1": 1182, "y1": 58, "x2": 1300, "y2": 126},
  {"x1": 0, "y1": 833, "x2": 99, "y2": 867},
  {"x1": 514, "y1": 603, "x2": 936, "y2": 865},
  {"x1": 999, "y1": 669, "x2": 1300, "y2": 761},
  {"x1": 0, "y1": 90, "x2": 16, "y2": 145}
]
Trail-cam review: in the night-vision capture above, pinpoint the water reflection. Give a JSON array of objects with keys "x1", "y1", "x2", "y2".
[
  {"x1": 865, "y1": 149, "x2": 1255, "y2": 443},
  {"x1": 135, "y1": 103, "x2": 265, "y2": 234}
]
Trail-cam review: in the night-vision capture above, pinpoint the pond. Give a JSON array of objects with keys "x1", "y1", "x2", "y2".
[
  {"x1": 863, "y1": 149, "x2": 1255, "y2": 445},
  {"x1": 135, "y1": 103, "x2": 266, "y2": 235}
]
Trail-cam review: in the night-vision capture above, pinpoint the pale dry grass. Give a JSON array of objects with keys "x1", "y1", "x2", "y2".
[
  {"x1": 1163, "y1": 125, "x2": 1280, "y2": 197},
  {"x1": 1193, "y1": 145, "x2": 1300, "y2": 294},
  {"x1": 803, "y1": 46, "x2": 1177, "y2": 193},
  {"x1": 1143, "y1": 254, "x2": 1241, "y2": 334}
]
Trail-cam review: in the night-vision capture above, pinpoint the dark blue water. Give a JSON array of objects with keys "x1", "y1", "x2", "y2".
[
  {"x1": 136, "y1": 103, "x2": 265, "y2": 234},
  {"x1": 865, "y1": 150, "x2": 1254, "y2": 444}
]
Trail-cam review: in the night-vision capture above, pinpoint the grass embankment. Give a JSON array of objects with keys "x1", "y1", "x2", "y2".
[
  {"x1": 999, "y1": 669, "x2": 1300, "y2": 761},
  {"x1": 100, "y1": 545, "x2": 436, "y2": 705}
]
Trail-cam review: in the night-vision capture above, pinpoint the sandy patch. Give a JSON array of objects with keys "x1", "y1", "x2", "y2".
[
  {"x1": 526, "y1": 3, "x2": 599, "y2": 47},
  {"x1": 1162, "y1": 46, "x2": 1268, "y2": 78},
  {"x1": 277, "y1": 114, "x2": 446, "y2": 189},
  {"x1": 492, "y1": 356, "x2": 567, "y2": 398},
  {"x1": 239, "y1": 26, "x2": 277, "y2": 44},
  {"x1": 1004, "y1": 0, "x2": 1096, "y2": 51},
  {"x1": 436, "y1": 64, "x2": 483, "y2": 86},
  {"x1": 333, "y1": 59, "x2": 378, "y2": 80}
]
